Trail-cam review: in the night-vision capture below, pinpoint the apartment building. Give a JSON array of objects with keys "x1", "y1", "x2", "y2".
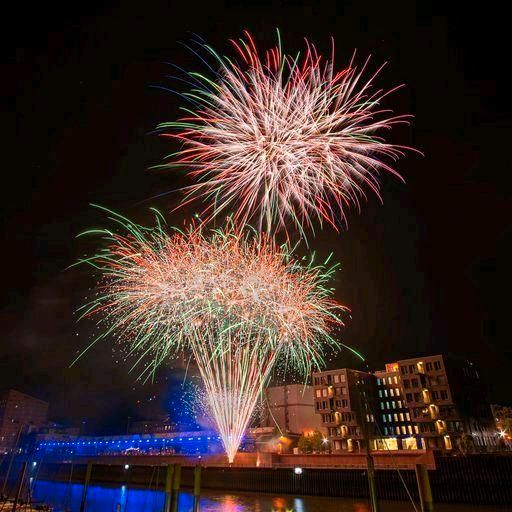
[
  {"x1": 313, "y1": 355, "x2": 496, "y2": 452},
  {"x1": 312, "y1": 368, "x2": 377, "y2": 452},
  {"x1": 397, "y1": 355, "x2": 496, "y2": 450}
]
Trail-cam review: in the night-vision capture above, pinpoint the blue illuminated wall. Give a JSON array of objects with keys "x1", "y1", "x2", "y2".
[{"x1": 35, "y1": 431, "x2": 223, "y2": 459}]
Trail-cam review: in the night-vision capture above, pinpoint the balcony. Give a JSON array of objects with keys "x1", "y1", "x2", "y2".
[
  {"x1": 429, "y1": 404, "x2": 440, "y2": 420},
  {"x1": 435, "y1": 420, "x2": 447, "y2": 435}
]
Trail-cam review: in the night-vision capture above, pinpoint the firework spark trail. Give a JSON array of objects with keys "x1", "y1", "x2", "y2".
[
  {"x1": 75, "y1": 207, "x2": 348, "y2": 461},
  {"x1": 159, "y1": 30, "x2": 416, "y2": 234},
  {"x1": 190, "y1": 334, "x2": 278, "y2": 462}
]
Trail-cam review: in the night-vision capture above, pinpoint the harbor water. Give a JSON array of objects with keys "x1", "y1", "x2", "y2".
[{"x1": 30, "y1": 480, "x2": 509, "y2": 512}]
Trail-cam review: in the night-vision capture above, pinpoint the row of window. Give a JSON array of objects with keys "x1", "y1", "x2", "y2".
[
  {"x1": 321, "y1": 412, "x2": 355, "y2": 423},
  {"x1": 314, "y1": 398, "x2": 350, "y2": 410},
  {"x1": 405, "y1": 389, "x2": 448, "y2": 403},
  {"x1": 432, "y1": 390, "x2": 449, "y2": 400},
  {"x1": 315, "y1": 387, "x2": 348, "y2": 398},
  {"x1": 427, "y1": 375, "x2": 447, "y2": 386},
  {"x1": 403, "y1": 378, "x2": 419, "y2": 389},
  {"x1": 426, "y1": 361, "x2": 443, "y2": 371},
  {"x1": 380, "y1": 401, "x2": 408, "y2": 413},
  {"x1": 378, "y1": 388, "x2": 400, "y2": 398},
  {"x1": 328, "y1": 426, "x2": 361, "y2": 437},
  {"x1": 382, "y1": 412, "x2": 411, "y2": 423},
  {"x1": 383, "y1": 425, "x2": 418, "y2": 436},
  {"x1": 377, "y1": 376, "x2": 399, "y2": 386},
  {"x1": 419, "y1": 423, "x2": 437, "y2": 433},
  {"x1": 400, "y1": 360, "x2": 442, "y2": 375},
  {"x1": 313, "y1": 373, "x2": 347, "y2": 386}
]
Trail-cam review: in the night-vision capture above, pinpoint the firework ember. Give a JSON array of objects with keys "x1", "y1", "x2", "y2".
[
  {"x1": 159, "y1": 30, "x2": 414, "y2": 234},
  {"x1": 76, "y1": 207, "x2": 347, "y2": 461}
]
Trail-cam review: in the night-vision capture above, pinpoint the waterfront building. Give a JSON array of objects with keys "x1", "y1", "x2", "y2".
[
  {"x1": 396, "y1": 355, "x2": 496, "y2": 450},
  {"x1": 312, "y1": 369, "x2": 378, "y2": 452},
  {"x1": 0, "y1": 389, "x2": 48, "y2": 452},
  {"x1": 374, "y1": 363, "x2": 419, "y2": 450},
  {"x1": 313, "y1": 355, "x2": 497, "y2": 453}
]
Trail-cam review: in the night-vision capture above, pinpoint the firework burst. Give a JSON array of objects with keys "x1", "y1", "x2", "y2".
[
  {"x1": 159, "y1": 30, "x2": 415, "y2": 234},
  {"x1": 75, "y1": 207, "x2": 348, "y2": 461}
]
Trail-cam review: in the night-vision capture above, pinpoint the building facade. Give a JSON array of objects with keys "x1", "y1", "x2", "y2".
[
  {"x1": 0, "y1": 389, "x2": 48, "y2": 452},
  {"x1": 312, "y1": 369, "x2": 377, "y2": 452},
  {"x1": 396, "y1": 355, "x2": 496, "y2": 450},
  {"x1": 375, "y1": 363, "x2": 419, "y2": 450},
  {"x1": 313, "y1": 355, "x2": 497, "y2": 453},
  {"x1": 261, "y1": 384, "x2": 322, "y2": 434}
]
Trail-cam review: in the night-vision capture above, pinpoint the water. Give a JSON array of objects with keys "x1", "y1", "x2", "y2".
[{"x1": 31, "y1": 480, "x2": 507, "y2": 512}]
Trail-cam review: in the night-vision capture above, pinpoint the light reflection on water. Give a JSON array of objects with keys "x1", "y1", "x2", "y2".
[{"x1": 31, "y1": 480, "x2": 506, "y2": 512}]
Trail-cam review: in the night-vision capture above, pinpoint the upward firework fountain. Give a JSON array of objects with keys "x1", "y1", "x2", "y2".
[{"x1": 76, "y1": 209, "x2": 344, "y2": 462}]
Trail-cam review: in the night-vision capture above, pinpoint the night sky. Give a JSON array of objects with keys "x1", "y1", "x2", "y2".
[{"x1": 4, "y1": 1, "x2": 511, "y2": 432}]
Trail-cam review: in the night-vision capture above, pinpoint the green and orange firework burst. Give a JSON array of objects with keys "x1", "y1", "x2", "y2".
[{"x1": 74, "y1": 207, "x2": 356, "y2": 461}]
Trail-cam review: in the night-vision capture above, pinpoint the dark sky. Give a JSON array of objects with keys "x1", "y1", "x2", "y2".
[{"x1": 4, "y1": 1, "x2": 511, "y2": 432}]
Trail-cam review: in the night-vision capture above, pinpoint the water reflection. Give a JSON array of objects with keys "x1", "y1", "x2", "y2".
[{"x1": 31, "y1": 480, "x2": 505, "y2": 512}]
